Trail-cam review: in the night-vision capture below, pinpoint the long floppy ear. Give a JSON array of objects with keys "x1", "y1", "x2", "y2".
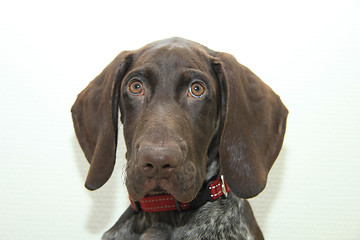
[
  {"x1": 213, "y1": 52, "x2": 288, "y2": 198},
  {"x1": 71, "y1": 51, "x2": 132, "y2": 190}
]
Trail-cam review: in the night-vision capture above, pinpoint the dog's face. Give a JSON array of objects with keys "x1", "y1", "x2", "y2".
[
  {"x1": 71, "y1": 38, "x2": 288, "y2": 202},
  {"x1": 120, "y1": 44, "x2": 220, "y2": 202}
]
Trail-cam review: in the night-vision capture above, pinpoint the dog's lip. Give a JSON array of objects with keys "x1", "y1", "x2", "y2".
[
  {"x1": 129, "y1": 182, "x2": 198, "y2": 203},
  {"x1": 144, "y1": 189, "x2": 195, "y2": 203},
  {"x1": 146, "y1": 187, "x2": 168, "y2": 196},
  {"x1": 128, "y1": 176, "x2": 200, "y2": 202}
]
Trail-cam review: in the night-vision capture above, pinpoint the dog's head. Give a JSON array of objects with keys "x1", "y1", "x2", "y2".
[{"x1": 71, "y1": 38, "x2": 288, "y2": 202}]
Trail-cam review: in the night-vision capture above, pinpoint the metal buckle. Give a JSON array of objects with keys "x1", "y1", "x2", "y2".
[{"x1": 221, "y1": 175, "x2": 228, "y2": 198}]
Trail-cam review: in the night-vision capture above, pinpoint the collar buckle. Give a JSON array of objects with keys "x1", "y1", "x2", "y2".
[{"x1": 221, "y1": 175, "x2": 228, "y2": 198}]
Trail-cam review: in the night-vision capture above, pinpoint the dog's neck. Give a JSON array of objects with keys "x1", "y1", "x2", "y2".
[
  {"x1": 205, "y1": 120, "x2": 222, "y2": 181},
  {"x1": 205, "y1": 157, "x2": 221, "y2": 181}
]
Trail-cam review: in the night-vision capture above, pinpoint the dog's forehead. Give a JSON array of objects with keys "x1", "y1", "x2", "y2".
[
  {"x1": 148, "y1": 37, "x2": 195, "y2": 50},
  {"x1": 132, "y1": 40, "x2": 209, "y2": 72}
]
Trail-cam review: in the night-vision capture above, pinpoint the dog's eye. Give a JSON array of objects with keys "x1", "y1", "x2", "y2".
[
  {"x1": 189, "y1": 82, "x2": 205, "y2": 98},
  {"x1": 129, "y1": 80, "x2": 144, "y2": 96}
]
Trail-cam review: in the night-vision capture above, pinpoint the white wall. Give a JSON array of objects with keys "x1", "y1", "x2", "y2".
[{"x1": 1, "y1": 0, "x2": 359, "y2": 239}]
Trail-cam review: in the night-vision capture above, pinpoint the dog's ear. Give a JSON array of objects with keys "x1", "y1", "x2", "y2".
[
  {"x1": 213, "y1": 52, "x2": 288, "y2": 198},
  {"x1": 71, "y1": 51, "x2": 132, "y2": 190}
]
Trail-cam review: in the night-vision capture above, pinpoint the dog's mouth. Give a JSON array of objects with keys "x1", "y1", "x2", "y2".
[
  {"x1": 131, "y1": 180, "x2": 200, "y2": 203},
  {"x1": 146, "y1": 186, "x2": 169, "y2": 196},
  {"x1": 127, "y1": 177, "x2": 175, "y2": 201},
  {"x1": 127, "y1": 178, "x2": 199, "y2": 203}
]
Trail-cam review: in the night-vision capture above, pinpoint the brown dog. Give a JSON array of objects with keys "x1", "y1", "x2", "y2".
[{"x1": 72, "y1": 37, "x2": 288, "y2": 239}]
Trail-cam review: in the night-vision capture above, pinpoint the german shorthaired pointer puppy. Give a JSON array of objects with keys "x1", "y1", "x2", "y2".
[{"x1": 71, "y1": 37, "x2": 288, "y2": 240}]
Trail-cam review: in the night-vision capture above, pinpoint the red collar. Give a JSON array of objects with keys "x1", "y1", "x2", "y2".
[{"x1": 129, "y1": 175, "x2": 230, "y2": 213}]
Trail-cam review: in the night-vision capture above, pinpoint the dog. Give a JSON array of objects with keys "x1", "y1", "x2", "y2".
[{"x1": 71, "y1": 37, "x2": 288, "y2": 240}]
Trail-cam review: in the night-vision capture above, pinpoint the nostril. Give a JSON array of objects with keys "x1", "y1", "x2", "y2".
[
  {"x1": 143, "y1": 163, "x2": 154, "y2": 171},
  {"x1": 162, "y1": 164, "x2": 175, "y2": 173},
  {"x1": 163, "y1": 164, "x2": 171, "y2": 169}
]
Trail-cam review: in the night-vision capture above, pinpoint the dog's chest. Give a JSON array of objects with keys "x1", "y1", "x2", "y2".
[{"x1": 103, "y1": 195, "x2": 260, "y2": 240}]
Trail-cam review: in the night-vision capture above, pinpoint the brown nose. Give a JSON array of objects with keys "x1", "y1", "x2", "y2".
[{"x1": 138, "y1": 145, "x2": 181, "y2": 179}]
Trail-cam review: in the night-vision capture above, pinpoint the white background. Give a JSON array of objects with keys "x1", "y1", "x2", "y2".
[{"x1": 1, "y1": 0, "x2": 359, "y2": 239}]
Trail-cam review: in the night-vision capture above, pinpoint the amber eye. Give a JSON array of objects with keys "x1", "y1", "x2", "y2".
[
  {"x1": 129, "y1": 80, "x2": 144, "y2": 96},
  {"x1": 189, "y1": 82, "x2": 205, "y2": 98}
]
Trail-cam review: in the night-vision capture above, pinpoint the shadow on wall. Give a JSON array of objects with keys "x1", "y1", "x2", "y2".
[
  {"x1": 249, "y1": 146, "x2": 288, "y2": 233},
  {"x1": 72, "y1": 135, "x2": 127, "y2": 235}
]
